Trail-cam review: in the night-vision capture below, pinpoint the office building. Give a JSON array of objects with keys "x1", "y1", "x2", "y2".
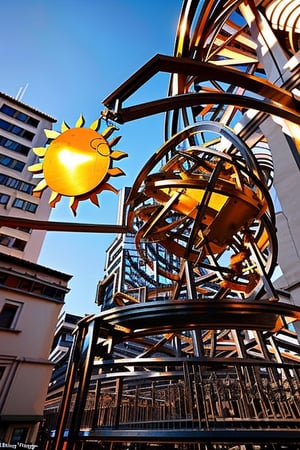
[
  {"x1": 0, "y1": 92, "x2": 72, "y2": 447},
  {"x1": 0, "y1": 91, "x2": 55, "y2": 262}
]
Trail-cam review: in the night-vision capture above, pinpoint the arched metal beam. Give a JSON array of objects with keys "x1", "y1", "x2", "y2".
[
  {"x1": 104, "y1": 91, "x2": 300, "y2": 125},
  {"x1": 95, "y1": 300, "x2": 300, "y2": 339},
  {"x1": 102, "y1": 54, "x2": 298, "y2": 119}
]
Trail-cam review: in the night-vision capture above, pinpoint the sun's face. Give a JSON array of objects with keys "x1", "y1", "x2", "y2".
[{"x1": 29, "y1": 115, "x2": 127, "y2": 215}]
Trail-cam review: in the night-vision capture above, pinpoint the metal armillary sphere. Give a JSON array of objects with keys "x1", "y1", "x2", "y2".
[{"x1": 127, "y1": 121, "x2": 277, "y2": 301}]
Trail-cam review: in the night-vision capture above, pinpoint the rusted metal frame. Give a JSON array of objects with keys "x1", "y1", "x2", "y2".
[
  {"x1": 195, "y1": 1, "x2": 246, "y2": 62},
  {"x1": 89, "y1": 364, "x2": 300, "y2": 425},
  {"x1": 175, "y1": 0, "x2": 251, "y2": 64},
  {"x1": 184, "y1": 260, "x2": 198, "y2": 300},
  {"x1": 235, "y1": 64, "x2": 300, "y2": 149},
  {"x1": 102, "y1": 54, "x2": 295, "y2": 113},
  {"x1": 234, "y1": 330, "x2": 266, "y2": 419},
  {"x1": 245, "y1": 226, "x2": 278, "y2": 301},
  {"x1": 205, "y1": 20, "x2": 251, "y2": 62},
  {"x1": 140, "y1": 190, "x2": 183, "y2": 239},
  {"x1": 253, "y1": 363, "x2": 274, "y2": 418},
  {"x1": 171, "y1": 259, "x2": 187, "y2": 299},
  {"x1": 172, "y1": 0, "x2": 198, "y2": 59},
  {"x1": 242, "y1": 0, "x2": 286, "y2": 85},
  {"x1": 196, "y1": 363, "x2": 211, "y2": 428},
  {"x1": 127, "y1": 121, "x2": 251, "y2": 211},
  {"x1": 94, "y1": 354, "x2": 300, "y2": 372},
  {"x1": 191, "y1": 329, "x2": 204, "y2": 357},
  {"x1": 137, "y1": 333, "x2": 175, "y2": 358},
  {"x1": 243, "y1": 169, "x2": 276, "y2": 222},
  {"x1": 283, "y1": 366, "x2": 300, "y2": 416},
  {"x1": 110, "y1": 91, "x2": 300, "y2": 126},
  {"x1": 97, "y1": 300, "x2": 300, "y2": 339},
  {"x1": 184, "y1": 156, "x2": 225, "y2": 261},
  {"x1": 134, "y1": 227, "x2": 188, "y2": 283},
  {"x1": 91, "y1": 379, "x2": 102, "y2": 430},
  {"x1": 113, "y1": 377, "x2": 123, "y2": 429},
  {"x1": 65, "y1": 320, "x2": 99, "y2": 450},
  {"x1": 255, "y1": 331, "x2": 290, "y2": 418},
  {"x1": 51, "y1": 319, "x2": 93, "y2": 450},
  {"x1": 209, "y1": 330, "x2": 217, "y2": 358},
  {"x1": 241, "y1": 330, "x2": 275, "y2": 418},
  {"x1": 244, "y1": 218, "x2": 277, "y2": 300},
  {"x1": 51, "y1": 346, "x2": 77, "y2": 450},
  {"x1": 183, "y1": 361, "x2": 196, "y2": 422},
  {"x1": 235, "y1": 364, "x2": 252, "y2": 418},
  {"x1": 191, "y1": 364, "x2": 205, "y2": 426},
  {"x1": 0, "y1": 215, "x2": 128, "y2": 233},
  {"x1": 184, "y1": 0, "x2": 216, "y2": 59},
  {"x1": 79, "y1": 428, "x2": 300, "y2": 442}
]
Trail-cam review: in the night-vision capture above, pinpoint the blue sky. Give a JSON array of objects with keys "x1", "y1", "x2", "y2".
[{"x1": 1, "y1": 0, "x2": 182, "y2": 315}]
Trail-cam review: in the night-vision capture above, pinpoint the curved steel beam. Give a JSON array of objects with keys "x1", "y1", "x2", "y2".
[
  {"x1": 86, "y1": 428, "x2": 300, "y2": 444},
  {"x1": 102, "y1": 54, "x2": 297, "y2": 114},
  {"x1": 97, "y1": 300, "x2": 300, "y2": 339},
  {"x1": 105, "y1": 91, "x2": 300, "y2": 125}
]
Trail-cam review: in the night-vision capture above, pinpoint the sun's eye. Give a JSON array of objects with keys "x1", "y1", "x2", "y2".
[
  {"x1": 90, "y1": 139, "x2": 111, "y2": 157},
  {"x1": 28, "y1": 114, "x2": 128, "y2": 216}
]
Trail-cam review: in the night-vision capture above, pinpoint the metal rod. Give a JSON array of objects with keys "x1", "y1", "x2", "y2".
[{"x1": 0, "y1": 215, "x2": 128, "y2": 233}]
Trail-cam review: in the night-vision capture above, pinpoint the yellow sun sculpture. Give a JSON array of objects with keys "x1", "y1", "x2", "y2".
[{"x1": 29, "y1": 115, "x2": 127, "y2": 215}]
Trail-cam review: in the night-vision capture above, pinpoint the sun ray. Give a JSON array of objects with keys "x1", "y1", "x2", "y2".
[
  {"x1": 69, "y1": 197, "x2": 78, "y2": 216},
  {"x1": 111, "y1": 150, "x2": 128, "y2": 160},
  {"x1": 28, "y1": 114, "x2": 127, "y2": 215},
  {"x1": 28, "y1": 163, "x2": 43, "y2": 173},
  {"x1": 102, "y1": 126, "x2": 117, "y2": 139},
  {"x1": 89, "y1": 192, "x2": 100, "y2": 206},
  {"x1": 76, "y1": 114, "x2": 85, "y2": 128},
  {"x1": 61, "y1": 121, "x2": 70, "y2": 133},
  {"x1": 33, "y1": 147, "x2": 47, "y2": 157},
  {"x1": 33, "y1": 179, "x2": 48, "y2": 197},
  {"x1": 108, "y1": 136, "x2": 122, "y2": 147},
  {"x1": 44, "y1": 129, "x2": 60, "y2": 139},
  {"x1": 100, "y1": 183, "x2": 119, "y2": 194},
  {"x1": 90, "y1": 118, "x2": 101, "y2": 131},
  {"x1": 49, "y1": 191, "x2": 61, "y2": 208},
  {"x1": 108, "y1": 167, "x2": 125, "y2": 176}
]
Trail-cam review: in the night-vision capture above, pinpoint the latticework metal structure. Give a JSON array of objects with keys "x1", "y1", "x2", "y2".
[{"x1": 45, "y1": 1, "x2": 300, "y2": 449}]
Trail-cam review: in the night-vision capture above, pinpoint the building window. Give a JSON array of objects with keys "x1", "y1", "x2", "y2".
[
  {"x1": 12, "y1": 239, "x2": 26, "y2": 250},
  {"x1": 0, "y1": 194, "x2": 9, "y2": 205},
  {"x1": 0, "y1": 272, "x2": 67, "y2": 301},
  {"x1": 0, "y1": 234, "x2": 26, "y2": 251},
  {"x1": 0, "y1": 303, "x2": 19, "y2": 329},
  {"x1": 0, "y1": 174, "x2": 34, "y2": 194},
  {"x1": 12, "y1": 198, "x2": 37, "y2": 213},
  {"x1": 0, "y1": 119, "x2": 35, "y2": 141},
  {"x1": 0, "y1": 135, "x2": 31, "y2": 156},
  {"x1": 0, "y1": 104, "x2": 39, "y2": 127},
  {"x1": 19, "y1": 181, "x2": 34, "y2": 194},
  {"x1": 16, "y1": 226, "x2": 32, "y2": 234},
  {"x1": 0, "y1": 366, "x2": 5, "y2": 381},
  {"x1": 64, "y1": 333, "x2": 74, "y2": 342},
  {"x1": 0, "y1": 154, "x2": 25, "y2": 172},
  {"x1": 10, "y1": 427, "x2": 29, "y2": 445},
  {"x1": 0, "y1": 274, "x2": 19, "y2": 288}
]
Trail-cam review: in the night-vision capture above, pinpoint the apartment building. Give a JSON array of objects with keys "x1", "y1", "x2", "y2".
[
  {"x1": 0, "y1": 91, "x2": 56, "y2": 262},
  {"x1": 0, "y1": 254, "x2": 71, "y2": 445},
  {"x1": 0, "y1": 92, "x2": 73, "y2": 447}
]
